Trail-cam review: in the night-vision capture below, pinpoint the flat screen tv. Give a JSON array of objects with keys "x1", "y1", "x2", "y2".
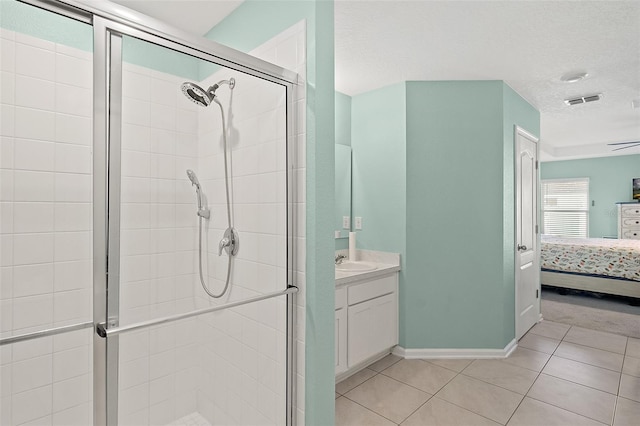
[{"x1": 634, "y1": 178, "x2": 640, "y2": 200}]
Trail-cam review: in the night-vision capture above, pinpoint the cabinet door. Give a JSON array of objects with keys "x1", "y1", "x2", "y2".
[
  {"x1": 347, "y1": 293, "x2": 397, "y2": 367},
  {"x1": 335, "y1": 308, "x2": 348, "y2": 375}
]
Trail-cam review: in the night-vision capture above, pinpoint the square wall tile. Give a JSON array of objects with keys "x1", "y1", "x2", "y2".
[
  {"x1": 13, "y1": 233, "x2": 54, "y2": 265},
  {"x1": 55, "y1": 114, "x2": 91, "y2": 145},
  {"x1": 11, "y1": 354, "x2": 52, "y2": 394},
  {"x1": 55, "y1": 144, "x2": 91, "y2": 174},
  {"x1": 55, "y1": 53, "x2": 91, "y2": 89},
  {"x1": 14, "y1": 139, "x2": 55, "y2": 171},
  {"x1": 54, "y1": 173, "x2": 91, "y2": 202},
  {"x1": 11, "y1": 384, "x2": 52, "y2": 425},
  {"x1": 54, "y1": 260, "x2": 92, "y2": 292},
  {"x1": 54, "y1": 231, "x2": 91, "y2": 262},
  {"x1": 13, "y1": 263, "x2": 54, "y2": 297},
  {"x1": 55, "y1": 83, "x2": 92, "y2": 117},
  {"x1": 14, "y1": 107, "x2": 55, "y2": 141},
  {"x1": 13, "y1": 202, "x2": 54, "y2": 233},
  {"x1": 15, "y1": 42, "x2": 55, "y2": 81},
  {"x1": 53, "y1": 374, "x2": 90, "y2": 412},
  {"x1": 0, "y1": 71, "x2": 15, "y2": 104},
  {"x1": 13, "y1": 170, "x2": 54, "y2": 202},
  {"x1": 12, "y1": 293, "x2": 54, "y2": 330},
  {"x1": 15, "y1": 74, "x2": 55, "y2": 111}
]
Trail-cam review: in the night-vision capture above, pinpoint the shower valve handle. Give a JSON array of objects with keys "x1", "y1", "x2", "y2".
[
  {"x1": 218, "y1": 228, "x2": 240, "y2": 256},
  {"x1": 218, "y1": 237, "x2": 231, "y2": 256}
]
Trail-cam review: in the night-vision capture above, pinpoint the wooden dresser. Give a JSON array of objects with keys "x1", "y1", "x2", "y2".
[{"x1": 618, "y1": 203, "x2": 640, "y2": 239}]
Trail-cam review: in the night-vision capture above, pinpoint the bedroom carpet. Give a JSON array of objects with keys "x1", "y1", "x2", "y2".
[{"x1": 541, "y1": 290, "x2": 640, "y2": 339}]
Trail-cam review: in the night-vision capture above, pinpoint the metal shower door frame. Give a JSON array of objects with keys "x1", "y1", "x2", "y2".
[
  {"x1": 86, "y1": 6, "x2": 300, "y2": 426},
  {"x1": 13, "y1": 2, "x2": 300, "y2": 425},
  {"x1": 92, "y1": 19, "x2": 299, "y2": 426}
]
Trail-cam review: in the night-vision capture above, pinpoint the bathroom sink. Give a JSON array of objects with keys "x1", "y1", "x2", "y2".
[{"x1": 335, "y1": 261, "x2": 377, "y2": 272}]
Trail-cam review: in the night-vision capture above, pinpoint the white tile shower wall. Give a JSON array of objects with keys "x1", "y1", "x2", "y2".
[
  {"x1": 0, "y1": 28, "x2": 94, "y2": 426},
  {"x1": 193, "y1": 21, "x2": 307, "y2": 426},
  {"x1": 117, "y1": 63, "x2": 203, "y2": 426}
]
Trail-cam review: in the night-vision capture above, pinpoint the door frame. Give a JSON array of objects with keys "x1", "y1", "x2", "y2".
[{"x1": 514, "y1": 125, "x2": 541, "y2": 340}]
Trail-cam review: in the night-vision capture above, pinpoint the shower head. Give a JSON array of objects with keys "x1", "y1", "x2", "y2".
[
  {"x1": 180, "y1": 78, "x2": 235, "y2": 107},
  {"x1": 181, "y1": 82, "x2": 214, "y2": 107},
  {"x1": 186, "y1": 169, "x2": 201, "y2": 189}
]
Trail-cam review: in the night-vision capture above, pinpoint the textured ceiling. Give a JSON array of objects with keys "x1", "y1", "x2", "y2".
[
  {"x1": 335, "y1": 0, "x2": 640, "y2": 161},
  {"x1": 108, "y1": 0, "x2": 640, "y2": 161}
]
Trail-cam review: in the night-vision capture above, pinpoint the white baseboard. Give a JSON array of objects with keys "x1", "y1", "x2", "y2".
[{"x1": 393, "y1": 339, "x2": 517, "y2": 359}]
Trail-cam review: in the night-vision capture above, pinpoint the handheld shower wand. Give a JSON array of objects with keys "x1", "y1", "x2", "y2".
[{"x1": 186, "y1": 169, "x2": 210, "y2": 219}]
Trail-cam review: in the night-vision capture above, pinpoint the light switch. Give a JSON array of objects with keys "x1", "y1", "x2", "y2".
[
  {"x1": 355, "y1": 217, "x2": 362, "y2": 230},
  {"x1": 342, "y1": 216, "x2": 350, "y2": 229}
]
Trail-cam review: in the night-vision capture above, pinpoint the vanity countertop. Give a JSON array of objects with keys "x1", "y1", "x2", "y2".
[{"x1": 335, "y1": 249, "x2": 401, "y2": 287}]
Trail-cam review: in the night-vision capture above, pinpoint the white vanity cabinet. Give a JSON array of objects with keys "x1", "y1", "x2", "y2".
[
  {"x1": 335, "y1": 288, "x2": 348, "y2": 375},
  {"x1": 335, "y1": 272, "x2": 398, "y2": 379}
]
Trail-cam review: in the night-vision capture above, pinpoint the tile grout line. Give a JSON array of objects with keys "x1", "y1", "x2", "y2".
[
  {"x1": 338, "y1": 324, "x2": 634, "y2": 425},
  {"x1": 519, "y1": 323, "x2": 629, "y2": 425},
  {"x1": 503, "y1": 323, "x2": 571, "y2": 425},
  {"x1": 339, "y1": 369, "x2": 403, "y2": 426}
]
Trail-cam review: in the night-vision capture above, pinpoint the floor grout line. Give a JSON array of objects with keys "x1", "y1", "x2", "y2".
[
  {"x1": 337, "y1": 321, "x2": 638, "y2": 425},
  {"x1": 503, "y1": 324, "x2": 562, "y2": 426}
]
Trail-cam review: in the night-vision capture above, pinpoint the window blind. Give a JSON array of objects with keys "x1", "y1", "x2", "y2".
[{"x1": 541, "y1": 178, "x2": 589, "y2": 238}]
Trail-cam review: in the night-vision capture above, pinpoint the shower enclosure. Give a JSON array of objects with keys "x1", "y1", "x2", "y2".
[{"x1": 0, "y1": 1, "x2": 299, "y2": 425}]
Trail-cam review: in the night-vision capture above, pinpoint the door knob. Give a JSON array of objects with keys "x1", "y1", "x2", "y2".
[{"x1": 517, "y1": 244, "x2": 528, "y2": 251}]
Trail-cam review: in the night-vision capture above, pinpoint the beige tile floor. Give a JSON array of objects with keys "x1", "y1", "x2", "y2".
[{"x1": 335, "y1": 321, "x2": 640, "y2": 425}]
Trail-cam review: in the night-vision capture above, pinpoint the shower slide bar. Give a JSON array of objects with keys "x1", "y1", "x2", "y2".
[
  {"x1": 96, "y1": 286, "x2": 298, "y2": 338},
  {"x1": 0, "y1": 321, "x2": 94, "y2": 346}
]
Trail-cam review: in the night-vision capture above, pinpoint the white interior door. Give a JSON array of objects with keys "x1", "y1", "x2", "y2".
[{"x1": 515, "y1": 126, "x2": 540, "y2": 340}]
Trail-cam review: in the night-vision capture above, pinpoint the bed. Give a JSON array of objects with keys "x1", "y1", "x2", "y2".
[{"x1": 540, "y1": 235, "x2": 640, "y2": 299}]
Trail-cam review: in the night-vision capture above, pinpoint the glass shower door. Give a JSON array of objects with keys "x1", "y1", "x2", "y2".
[
  {"x1": 95, "y1": 20, "x2": 295, "y2": 425},
  {"x1": 0, "y1": 2, "x2": 95, "y2": 425}
]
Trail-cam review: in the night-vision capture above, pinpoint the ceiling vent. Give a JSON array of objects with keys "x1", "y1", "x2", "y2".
[{"x1": 564, "y1": 94, "x2": 602, "y2": 106}]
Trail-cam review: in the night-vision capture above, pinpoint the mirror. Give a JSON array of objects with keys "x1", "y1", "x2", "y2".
[{"x1": 335, "y1": 144, "x2": 352, "y2": 238}]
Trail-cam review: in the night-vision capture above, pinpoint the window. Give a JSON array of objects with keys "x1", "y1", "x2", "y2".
[{"x1": 542, "y1": 178, "x2": 589, "y2": 238}]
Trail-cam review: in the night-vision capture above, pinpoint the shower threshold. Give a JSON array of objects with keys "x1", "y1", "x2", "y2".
[{"x1": 170, "y1": 412, "x2": 211, "y2": 426}]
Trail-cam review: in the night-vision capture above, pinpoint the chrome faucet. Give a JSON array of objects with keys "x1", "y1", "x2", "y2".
[{"x1": 335, "y1": 254, "x2": 347, "y2": 265}]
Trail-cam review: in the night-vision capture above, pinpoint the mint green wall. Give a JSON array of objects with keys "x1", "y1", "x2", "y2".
[
  {"x1": 405, "y1": 81, "x2": 506, "y2": 348},
  {"x1": 541, "y1": 155, "x2": 640, "y2": 238},
  {"x1": 122, "y1": 36, "x2": 200, "y2": 80},
  {"x1": 1, "y1": 0, "x2": 200, "y2": 80},
  {"x1": 0, "y1": 0, "x2": 92, "y2": 51},
  {"x1": 351, "y1": 81, "x2": 539, "y2": 349},
  {"x1": 206, "y1": 2, "x2": 335, "y2": 424},
  {"x1": 335, "y1": 91, "x2": 352, "y2": 147},
  {"x1": 351, "y1": 83, "x2": 407, "y2": 255}
]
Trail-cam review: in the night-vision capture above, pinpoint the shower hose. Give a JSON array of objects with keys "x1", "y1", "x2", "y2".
[{"x1": 198, "y1": 97, "x2": 234, "y2": 298}]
